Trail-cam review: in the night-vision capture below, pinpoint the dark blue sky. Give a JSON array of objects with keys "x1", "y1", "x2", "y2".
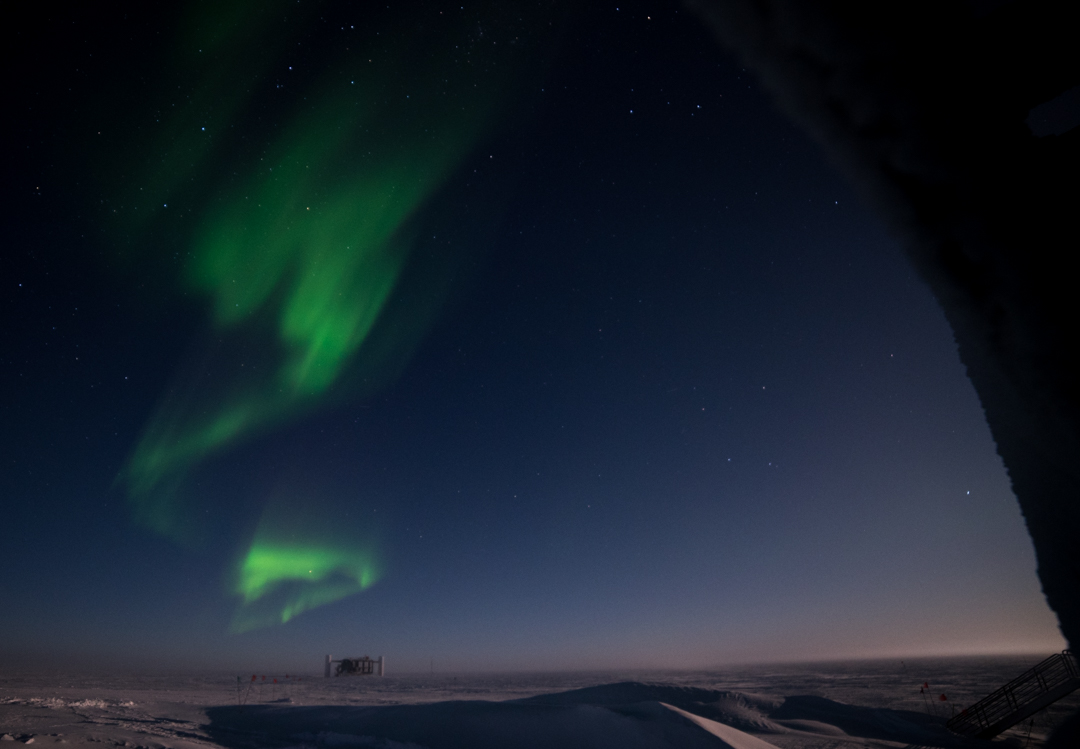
[{"x1": 2, "y1": 0, "x2": 1062, "y2": 673}]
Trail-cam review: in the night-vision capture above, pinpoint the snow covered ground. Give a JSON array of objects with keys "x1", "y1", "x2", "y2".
[{"x1": 1, "y1": 656, "x2": 1076, "y2": 748}]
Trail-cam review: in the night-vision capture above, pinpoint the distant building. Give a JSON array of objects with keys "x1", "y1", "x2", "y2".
[{"x1": 325, "y1": 654, "x2": 385, "y2": 677}]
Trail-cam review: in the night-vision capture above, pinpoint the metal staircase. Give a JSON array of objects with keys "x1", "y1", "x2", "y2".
[{"x1": 946, "y1": 650, "x2": 1080, "y2": 739}]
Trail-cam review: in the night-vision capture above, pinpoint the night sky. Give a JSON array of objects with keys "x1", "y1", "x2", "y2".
[{"x1": 3, "y1": 1, "x2": 1064, "y2": 673}]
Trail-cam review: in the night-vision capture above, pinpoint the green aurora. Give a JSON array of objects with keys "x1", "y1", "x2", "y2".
[
  {"x1": 234, "y1": 542, "x2": 380, "y2": 632},
  {"x1": 107, "y1": 2, "x2": 556, "y2": 629},
  {"x1": 231, "y1": 499, "x2": 382, "y2": 633}
]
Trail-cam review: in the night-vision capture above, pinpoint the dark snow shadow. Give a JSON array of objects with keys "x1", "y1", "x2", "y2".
[{"x1": 203, "y1": 681, "x2": 988, "y2": 749}]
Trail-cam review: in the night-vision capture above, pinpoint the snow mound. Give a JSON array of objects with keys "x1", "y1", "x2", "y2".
[
  {"x1": 207, "y1": 698, "x2": 782, "y2": 749},
  {"x1": 662, "y1": 704, "x2": 791, "y2": 749},
  {"x1": 770, "y1": 695, "x2": 965, "y2": 746},
  {"x1": 205, "y1": 681, "x2": 975, "y2": 748},
  {"x1": 516, "y1": 681, "x2": 786, "y2": 733}
]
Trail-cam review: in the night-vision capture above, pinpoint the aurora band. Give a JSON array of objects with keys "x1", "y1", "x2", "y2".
[{"x1": 115, "y1": 2, "x2": 556, "y2": 629}]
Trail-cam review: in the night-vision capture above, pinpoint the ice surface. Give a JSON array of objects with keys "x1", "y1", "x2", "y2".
[{"x1": 0, "y1": 656, "x2": 1076, "y2": 748}]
